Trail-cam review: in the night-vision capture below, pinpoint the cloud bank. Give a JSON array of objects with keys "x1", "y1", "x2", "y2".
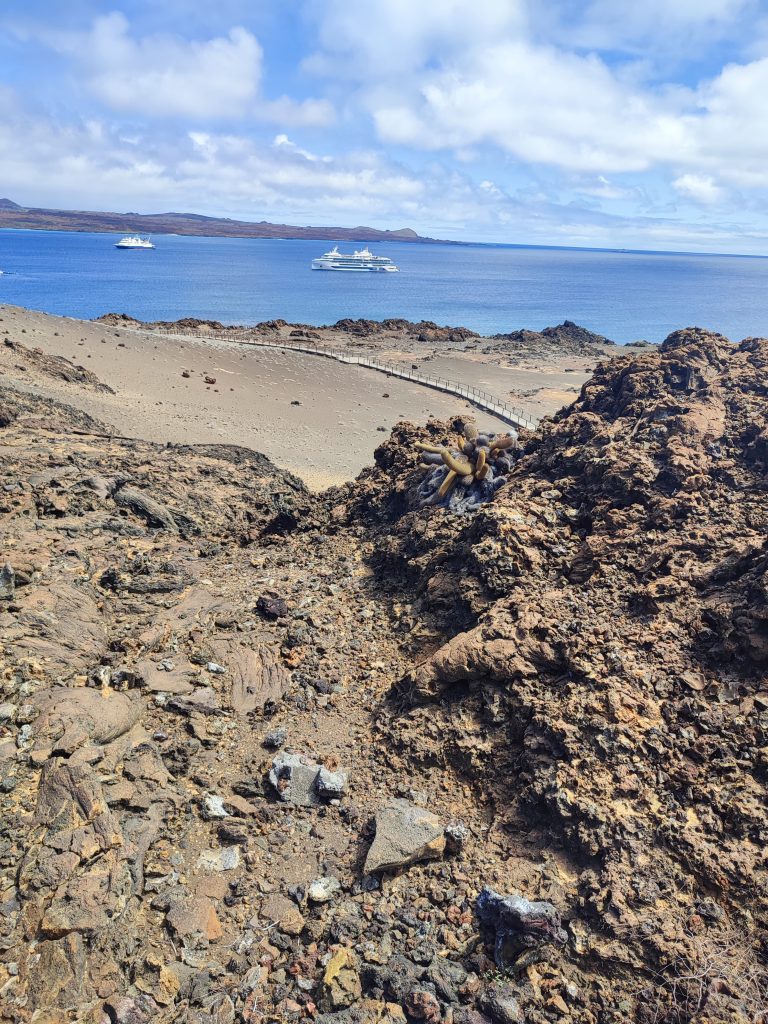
[{"x1": 2, "y1": 1, "x2": 768, "y2": 251}]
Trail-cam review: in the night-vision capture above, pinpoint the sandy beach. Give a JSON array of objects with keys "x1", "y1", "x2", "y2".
[{"x1": 0, "y1": 303, "x2": 610, "y2": 489}]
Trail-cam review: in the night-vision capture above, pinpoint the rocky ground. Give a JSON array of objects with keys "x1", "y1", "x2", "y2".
[
  {"x1": 95, "y1": 314, "x2": 621, "y2": 361},
  {"x1": 1, "y1": 327, "x2": 767, "y2": 1024}
]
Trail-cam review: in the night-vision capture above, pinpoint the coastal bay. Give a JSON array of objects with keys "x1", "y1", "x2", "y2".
[{"x1": 2, "y1": 228, "x2": 768, "y2": 342}]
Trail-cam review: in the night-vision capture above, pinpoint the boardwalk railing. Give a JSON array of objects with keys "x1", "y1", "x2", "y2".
[{"x1": 126, "y1": 326, "x2": 539, "y2": 432}]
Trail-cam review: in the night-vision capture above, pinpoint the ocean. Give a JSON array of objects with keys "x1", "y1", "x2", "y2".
[{"x1": 1, "y1": 228, "x2": 767, "y2": 344}]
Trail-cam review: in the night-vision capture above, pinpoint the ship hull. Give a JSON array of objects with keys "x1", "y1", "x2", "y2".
[{"x1": 311, "y1": 262, "x2": 397, "y2": 272}]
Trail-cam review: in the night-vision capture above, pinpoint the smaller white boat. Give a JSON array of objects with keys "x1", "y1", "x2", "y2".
[{"x1": 115, "y1": 235, "x2": 155, "y2": 249}]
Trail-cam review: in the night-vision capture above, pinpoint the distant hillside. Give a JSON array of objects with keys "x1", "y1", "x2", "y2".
[{"x1": 0, "y1": 199, "x2": 448, "y2": 244}]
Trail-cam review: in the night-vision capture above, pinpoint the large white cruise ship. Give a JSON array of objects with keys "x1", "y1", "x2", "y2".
[
  {"x1": 311, "y1": 246, "x2": 398, "y2": 272},
  {"x1": 115, "y1": 235, "x2": 155, "y2": 249}
]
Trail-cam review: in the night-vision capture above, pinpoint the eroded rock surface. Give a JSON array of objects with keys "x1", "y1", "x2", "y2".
[{"x1": 2, "y1": 327, "x2": 767, "y2": 1024}]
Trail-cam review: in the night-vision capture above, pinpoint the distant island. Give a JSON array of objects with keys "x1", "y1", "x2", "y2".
[{"x1": 0, "y1": 197, "x2": 448, "y2": 244}]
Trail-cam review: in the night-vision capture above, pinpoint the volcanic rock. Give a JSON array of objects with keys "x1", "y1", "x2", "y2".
[
  {"x1": 256, "y1": 592, "x2": 289, "y2": 619},
  {"x1": 479, "y1": 984, "x2": 524, "y2": 1024},
  {"x1": 31, "y1": 687, "x2": 141, "y2": 755},
  {"x1": 364, "y1": 799, "x2": 446, "y2": 873},
  {"x1": 4, "y1": 325, "x2": 768, "y2": 1023},
  {"x1": 268, "y1": 752, "x2": 346, "y2": 806},
  {"x1": 166, "y1": 897, "x2": 223, "y2": 942},
  {"x1": 320, "y1": 948, "x2": 362, "y2": 1011},
  {"x1": 0, "y1": 562, "x2": 14, "y2": 600},
  {"x1": 259, "y1": 893, "x2": 305, "y2": 936},
  {"x1": 308, "y1": 876, "x2": 342, "y2": 903},
  {"x1": 476, "y1": 887, "x2": 567, "y2": 965}
]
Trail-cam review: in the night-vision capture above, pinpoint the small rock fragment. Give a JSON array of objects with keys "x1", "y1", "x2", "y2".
[
  {"x1": 321, "y1": 948, "x2": 362, "y2": 1011},
  {"x1": 259, "y1": 893, "x2": 305, "y2": 936},
  {"x1": 315, "y1": 1002, "x2": 406, "y2": 1024},
  {"x1": 268, "y1": 752, "x2": 347, "y2": 806},
  {"x1": 256, "y1": 592, "x2": 288, "y2": 620},
  {"x1": 101, "y1": 993, "x2": 159, "y2": 1024},
  {"x1": 476, "y1": 887, "x2": 567, "y2": 966},
  {"x1": 364, "y1": 799, "x2": 446, "y2": 874},
  {"x1": 444, "y1": 822, "x2": 469, "y2": 853},
  {"x1": 479, "y1": 983, "x2": 524, "y2": 1024},
  {"x1": 201, "y1": 793, "x2": 229, "y2": 820},
  {"x1": 263, "y1": 726, "x2": 287, "y2": 749},
  {"x1": 269, "y1": 752, "x2": 322, "y2": 806},
  {"x1": 308, "y1": 876, "x2": 342, "y2": 903},
  {"x1": 166, "y1": 897, "x2": 223, "y2": 942},
  {"x1": 404, "y1": 990, "x2": 442, "y2": 1023},
  {"x1": 197, "y1": 846, "x2": 241, "y2": 872},
  {"x1": 316, "y1": 766, "x2": 348, "y2": 799},
  {"x1": 0, "y1": 563, "x2": 15, "y2": 601},
  {"x1": 113, "y1": 485, "x2": 177, "y2": 531}
]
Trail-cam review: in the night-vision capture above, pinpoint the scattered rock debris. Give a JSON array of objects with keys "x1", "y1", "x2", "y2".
[{"x1": 1, "y1": 326, "x2": 767, "y2": 1023}]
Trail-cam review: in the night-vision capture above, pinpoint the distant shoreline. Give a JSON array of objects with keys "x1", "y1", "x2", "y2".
[
  {"x1": 0, "y1": 199, "x2": 452, "y2": 245},
  {"x1": 1, "y1": 219, "x2": 766, "y2": 260}
]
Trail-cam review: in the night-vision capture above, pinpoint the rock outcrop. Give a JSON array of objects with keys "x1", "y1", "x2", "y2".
[{"x1": 2, "y1": 326, "x2": 767, "y2": 1024}]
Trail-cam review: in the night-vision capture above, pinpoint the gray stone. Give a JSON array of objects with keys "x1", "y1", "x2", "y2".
[
  {"x1": 426, "y1": 956, "x2": 468, "y2": 1003},
  {"x1": 316, "y1": 766, "x2": 348, "y2": 799},
  {"x1": 268, "y1": 752, "x2": 347, "y2": 807},
  {"x1": 201, "y1": 794, "x2": 229, "y2": 820},
  {"x1": 269, "y1": 752, "x2": 322, "y2": 806},
  {"x1": 16, "y1": 724, "x2": 33, "y2": 749},
  {"x1": 264, "y1": 726, "x2": 287, "y2": 749},
  {"x1": 308, "y1": 876, "x2": 341, "y2": 903},
  {"x1": 0, "y1": 563, "x2": 14, "y2": 601},
  {"x1": 102, "y1": 993, "x2": 160, "y2": 1024},
  {"x1": 480, "y1": 983, "x2": 524, "y2": 1024},
  {"x1": 444, "y1": 822, "x2": 469, "y2": 853},
  {"x1": 197, "y1": 846, "x2": 241, "y2": 872},
  {"x1": 364, "y1": 799, "x2": 446, "y2": 874},
  {"x1": 113, "y1": 486, "x2": 177, "y2": 530}
]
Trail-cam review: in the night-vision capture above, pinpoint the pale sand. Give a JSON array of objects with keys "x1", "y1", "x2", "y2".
[{"x1": 0, "y1": 304, "x2": 596, "y2": 490}]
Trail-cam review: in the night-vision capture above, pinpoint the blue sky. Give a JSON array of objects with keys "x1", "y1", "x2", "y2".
[{"x1": 3, "y1": 1, "x2": 768, "y2": 251}]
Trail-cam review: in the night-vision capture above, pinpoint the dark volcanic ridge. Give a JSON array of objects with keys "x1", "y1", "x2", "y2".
[
  {"x1": 95, "y1": 312, "x2": 619, "y2": 357},
  {"x1": 1, "y1": 326, "x2": 766, "y2": 1024},
  {"x1": 0, "y1": 198, "x2": 445, "y2": 244}
]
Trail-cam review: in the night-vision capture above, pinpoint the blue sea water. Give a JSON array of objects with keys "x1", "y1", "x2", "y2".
[{"x1": 0, "y1": 228, "x2": 767, "y2": 344}]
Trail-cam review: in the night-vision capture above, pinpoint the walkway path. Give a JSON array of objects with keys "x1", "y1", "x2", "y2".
[{"x1": 127, "y1": 326, "x2": 540, "y2": 432}]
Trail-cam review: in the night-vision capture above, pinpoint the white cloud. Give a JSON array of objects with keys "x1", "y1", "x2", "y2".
[
  {"x1": 33, "y1": 12, "x2": 333, "y2": 125},
  {"x1": 307, "y1": 0, "x2": 526, "y2": 77},
  {"x1": 0, "y1": 88, "x2": 428, "y2": 224},
  {"x1": 673, "y1": 173, "x2": 724, "y2": 203},
  {"x1": 568, "y1": 0, "x2": 753, "y2": 51},
  {"x1": 272, "y1": 134, "x2": 332, "y2": 163},
  {"x1": 686, "y1": 57, "x2": 768, "y2": 186},
  {"x1": 310, "y1": 0, "x2": 768, "y2": 192},
  {"x1": 372, "y1": 42, "x2": 686, "y2": 174}
]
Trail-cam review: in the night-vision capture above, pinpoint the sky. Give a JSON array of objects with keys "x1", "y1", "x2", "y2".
[{"x1": 3, "y1": 1, "x2": 768, "y2": 251}]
